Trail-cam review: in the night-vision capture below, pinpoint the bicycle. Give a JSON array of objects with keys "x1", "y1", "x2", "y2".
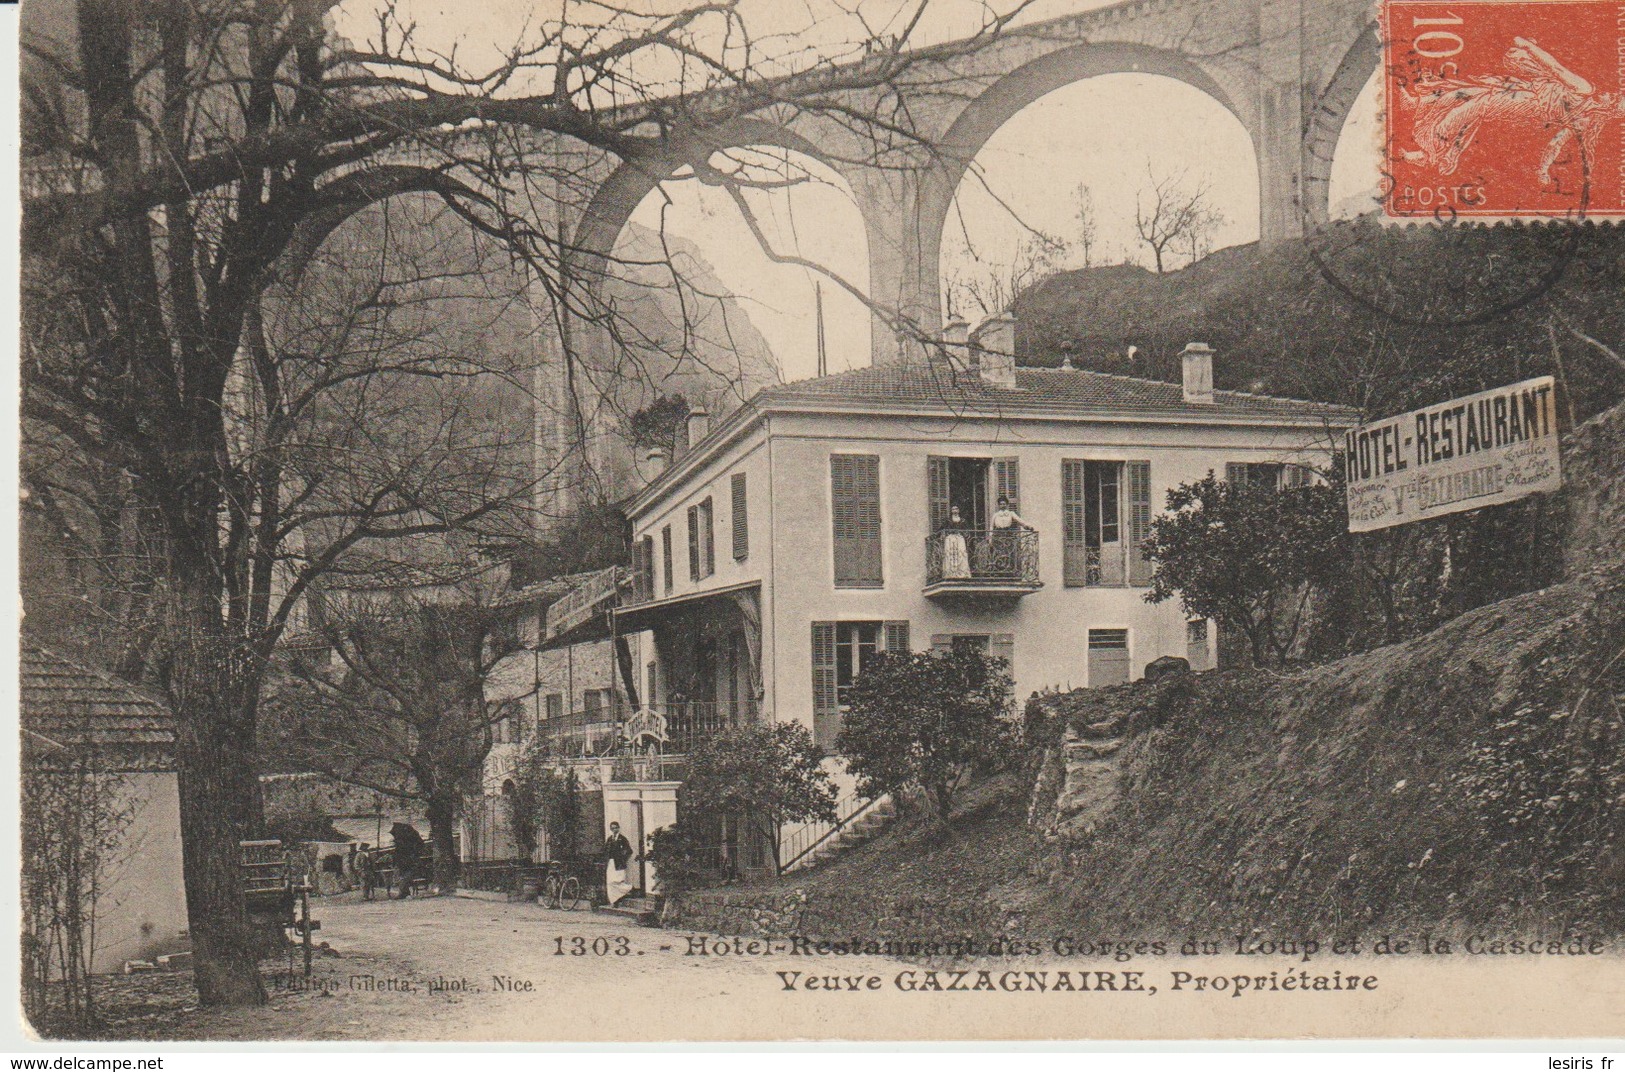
[{"x1": 540, "y1": 862, "x2": 583, "y2": 910}]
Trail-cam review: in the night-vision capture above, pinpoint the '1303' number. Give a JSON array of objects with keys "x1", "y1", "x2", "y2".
[{"x1": 554, "y1": 936, "x2": 633, "y2": 956}]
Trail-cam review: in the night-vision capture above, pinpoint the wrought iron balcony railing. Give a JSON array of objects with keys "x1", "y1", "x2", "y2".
[
  {"x1": 532, "y1": 699, "x2": 760, "y2": 758},
  {"x1": 924, "y1": 528, "x2": 1041, "y2": 593}
]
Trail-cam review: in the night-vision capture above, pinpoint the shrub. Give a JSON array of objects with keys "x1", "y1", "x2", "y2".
[
  {"x1": 682, "y1": 722, "x2": 837, "y2": 872},
  {"x1": 838, "y1": 649, "x2": 1018, "y2": 824},
  {"x1": 1142, "y1": 474, "x2": 1347, "y2": 667}
]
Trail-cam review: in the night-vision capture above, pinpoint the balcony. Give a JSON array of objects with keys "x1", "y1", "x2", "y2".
[
  {"x1": 533, "y1": 700, "x2": 760, "y2": 759},
  {"x1": 923, "y1": 528, "x2": 1042, "y2": 598}
]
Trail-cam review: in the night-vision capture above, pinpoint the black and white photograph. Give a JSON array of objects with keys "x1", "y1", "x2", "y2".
[{"x1": 12, "y1": 0, "x2": 1625, "y2": 1046}]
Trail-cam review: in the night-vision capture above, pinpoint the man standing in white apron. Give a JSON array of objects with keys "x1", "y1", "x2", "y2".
[{"x1": 603, "y1": 822, "x2": 635, "y2": 905}]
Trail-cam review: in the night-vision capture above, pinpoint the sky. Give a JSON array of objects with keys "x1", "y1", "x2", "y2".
[{"x1": 332, "y1": 0, "x2": 1383, "y2": 384}]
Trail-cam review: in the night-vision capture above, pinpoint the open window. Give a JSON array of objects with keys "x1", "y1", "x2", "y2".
[{"x1": 1063, "y1": 460, "x2": 1152, "y2": 587}]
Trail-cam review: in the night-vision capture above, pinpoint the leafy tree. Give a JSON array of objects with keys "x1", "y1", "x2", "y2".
[
  {"x1": 1142, "y1": 474, "x2": 1349, "y2": 667},
  {"x1": 629, "y1": 395, "x2": 691, "y2": 458},
  {"x1": 838, "y1": 649, "x2": 1018, "y2": 825},
  {"x1": 681, "y1": 722, "x2": 837, "y2": 872},
  {"x1": 509, "y1": 752, "x2": 588, "y2": 863}
]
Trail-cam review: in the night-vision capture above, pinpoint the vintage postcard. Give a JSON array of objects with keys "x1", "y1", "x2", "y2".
[{"x1": 13, "y1": 0, "x2": 1625, "y2": 1047}]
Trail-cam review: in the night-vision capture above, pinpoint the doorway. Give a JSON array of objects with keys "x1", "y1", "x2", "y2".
[{"x1": 948, "y1": 457, "x2": 989, "y2": 530}]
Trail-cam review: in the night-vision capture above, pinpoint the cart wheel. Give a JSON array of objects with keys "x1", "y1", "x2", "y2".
[{"x1": 560, "y1": 876, "x2": 582, "y2": 911}]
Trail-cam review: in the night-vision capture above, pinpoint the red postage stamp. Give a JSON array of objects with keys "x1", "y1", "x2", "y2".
[{"x1": 1382, "y1": 0, "x2": 1625, "y2": 221}]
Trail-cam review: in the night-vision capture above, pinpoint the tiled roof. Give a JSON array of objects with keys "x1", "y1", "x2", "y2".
[
  {"x1": 758, "y1": 362, "x2": 1359, "y2": 421},
  {"x1": 20, "y1": 645, "x2": 176, "y2": 761}
]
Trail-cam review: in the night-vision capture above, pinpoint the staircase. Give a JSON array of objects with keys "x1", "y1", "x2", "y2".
[
  {"x1": 594, "y1": 893, "x2": 661, "y2": 926},
  {"x1": 781, "y1": 797, "x2": 897, "y2": 872},
  {"x1": 1049, "y1": 716, "x2": 1128, "y2": 836}
]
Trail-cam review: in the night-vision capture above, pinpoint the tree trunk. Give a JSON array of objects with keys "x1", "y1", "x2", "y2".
[
  {"x1": 167, "y1": 582, "x2": 269, "y2": 1007},
  {"x1": 427, "y1": 794, "x2": 459, "y2": 893}
]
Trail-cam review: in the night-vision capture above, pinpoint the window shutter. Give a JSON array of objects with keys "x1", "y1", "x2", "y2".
[
  {"x1": 883, "y1": 620, "x2": 910, "y2": 654},
  {"x1": 1127, "y1": 460, "x2": 1153, "y2": 587},
  {"x1": 731, "y1": 473, "x2": 749, "y2": 560},
  {"x1": 1062, "y1": 459, "x2": 1087, "y2": 586},
  {"x1": 1225, "y1": 462, "x2": 1244, "y2": 486},
  {"x1": 927, "y1": 456, "x2": 950, "y2": 532},
  {"x1": 1283, "y1": 464, "x2": 1309, "y2": 488},
  {"x1": 831, "y1": 454, "x2": 883, "y2": 588},
  {"x1": 687, "y1": 505, "x2": 700, "y2": 581},
  {"x1": 930, "y1": 634, "x2": 953, "y2": 653},
  {"x1": 701, "y1": 497, "x2": 715, "y2": 576},
  {"x1": 990, "y1": 633, "x2": 1015, "y2": 675},
  {"x1": 811, "y1": 622, "x2": 839, "y2": 751},
  {"x1": 993, "y1": 456, "x2": 1021, "y2": 510},
  {"x1": 661, "y1": 525, "x2": 673, "y2": 593}
]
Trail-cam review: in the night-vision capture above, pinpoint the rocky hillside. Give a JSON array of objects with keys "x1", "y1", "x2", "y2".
[
  {"x1": 671, "y1": 403, "x2": 1625, "y2": 942},
  {"x1": 1014, "y1": 225, "x2": 1625, "y2": 428}
]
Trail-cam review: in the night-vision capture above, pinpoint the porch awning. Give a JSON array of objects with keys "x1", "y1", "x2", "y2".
[{"x1": 611, "y1": 580, "x2": 761, "y2": 634}]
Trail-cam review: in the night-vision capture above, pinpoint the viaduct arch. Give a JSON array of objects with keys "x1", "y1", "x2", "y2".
[{"x1": 562, "y1": 0, "x2": 1380, "y2": 368}]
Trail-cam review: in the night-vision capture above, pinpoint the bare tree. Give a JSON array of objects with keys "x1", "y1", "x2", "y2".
[
  {"x1": 21, "y1": 0, "x2": 1032, "y2": 1005},
  {"x1": 1133, "y1": 165, "x2": 1223, "y2": 274},
  {"x1": 1074, "y1": 183, "x2": 1100, "y2": 269},
  {"x1": 944, "y1": 231, "x2": 1066, "y2": 319},
  {"x1": 264, "y1": 569, "x2": 518, "y2": 894}
]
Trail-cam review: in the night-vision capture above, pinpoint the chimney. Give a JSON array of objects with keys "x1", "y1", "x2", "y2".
[
  {"x1": 638, "y1": 446, "x2": 669, "y2": 485},
  {"x1": 940, "y1": 319, "x2": 970, "y2": 366},
  {"x1": 972, "y1": 312, "x2": 1017, "y2": 390},
  {"x1": 1180, "y1": 342, "x2": 1214, "y2": 404},
  {"x1": 685, "y1": 405, "x2": 710, "y2": 449}
]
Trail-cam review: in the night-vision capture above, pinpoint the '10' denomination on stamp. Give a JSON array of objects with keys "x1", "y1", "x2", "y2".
[{"x1": 1382, "y1": 0, "x2": 1625, "y2": 220}]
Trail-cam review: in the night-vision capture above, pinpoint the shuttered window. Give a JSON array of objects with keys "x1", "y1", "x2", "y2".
[
  {"x1": 1226, "y1": 462, "x2": 1284, "y2": 490},
  {"x1": 687, "y1": 506, "x2": 700, "y2": 581},
  {"x1": 1062, "y1": 460, "x2": 1087, "y2": 586},
  {"x1": 993, "y1": 456, "x2": 1020, "y2": 511},
  {"x1": 1186, "y1": 619, "x2": 1213, "y2": 672},
  {"x1": 661, "y1": 525, "x2": 673, "y2": 594},
  {"x1": 927, "y1": 456, "x2": 950, "y2": 533},
  {"x1": 731, "y1": 473, "x2": 749, "y2": 560},
  {"x1": 930, "y1": 632, "x2": 1013, "y2": 674},
  {"x1": 1088, "y1": 628, "x2": 1132, "y2": 687},
  {"x1": 632, "y1": 535, "x2": 655, "y2": 601},
  {"x1": 811, "y1": 619, "x2": 908, "y2": 753},
  {"x1": 1126, "y1": 460, "x2": 1153, "y2": 587},
  {"x1": 812, "y1": 621, "x2": 839, "y2": 751},
  {"x1": 700, "y1": 497, "x2": 715, "y2": 577},
  {"x1": 687, "y1": 498, "x2": 715, "y2": 581},
  {"x1": 831, "y1": 454, "x2": 883, "y2": 588}
]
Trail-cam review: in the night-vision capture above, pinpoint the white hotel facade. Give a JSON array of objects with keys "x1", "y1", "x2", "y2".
[
  {"x1": 471, "y1": 321, "x2": 1359, "y2": 880},
  {"x1": 616, "y1": 321, "x2": 1360, "y2": 758}
]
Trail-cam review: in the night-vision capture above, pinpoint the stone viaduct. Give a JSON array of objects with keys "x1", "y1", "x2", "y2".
[
  {"x1": 523, "y1": 0, "x2": 1383, "y2": 509},
  {"x1": 563, "y1": 0, "x2": 1380, "y2": 364}
]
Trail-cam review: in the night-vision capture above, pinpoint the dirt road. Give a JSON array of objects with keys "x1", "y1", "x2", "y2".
[{"x1": 146, "y1": 894, "x2": 909, "y2": 1042}]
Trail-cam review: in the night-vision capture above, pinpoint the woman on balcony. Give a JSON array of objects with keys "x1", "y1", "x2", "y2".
[
  {"x1": 990, "y1": 496, "x2": 1031, "y2": 575},
  {"x1": 940, "y1": 505, "x2": 972, "y2": 580}
]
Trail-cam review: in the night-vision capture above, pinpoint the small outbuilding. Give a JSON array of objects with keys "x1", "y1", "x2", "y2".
[{"x1": 21, "y1": 645, "x2": 189, "y2": 973}]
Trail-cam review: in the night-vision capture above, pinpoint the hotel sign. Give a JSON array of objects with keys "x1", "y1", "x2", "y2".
[{"x1": 1344, "y1": 376, "x2": 1561, "y2": 533}]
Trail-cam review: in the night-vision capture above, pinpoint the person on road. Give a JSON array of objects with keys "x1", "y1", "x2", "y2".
[
  {"x1": 603, "y1": 822, "x2": 635, "y2": 906},
  {"x1": 390, "y1": 823, "x2": 425, "y2": 900}
]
